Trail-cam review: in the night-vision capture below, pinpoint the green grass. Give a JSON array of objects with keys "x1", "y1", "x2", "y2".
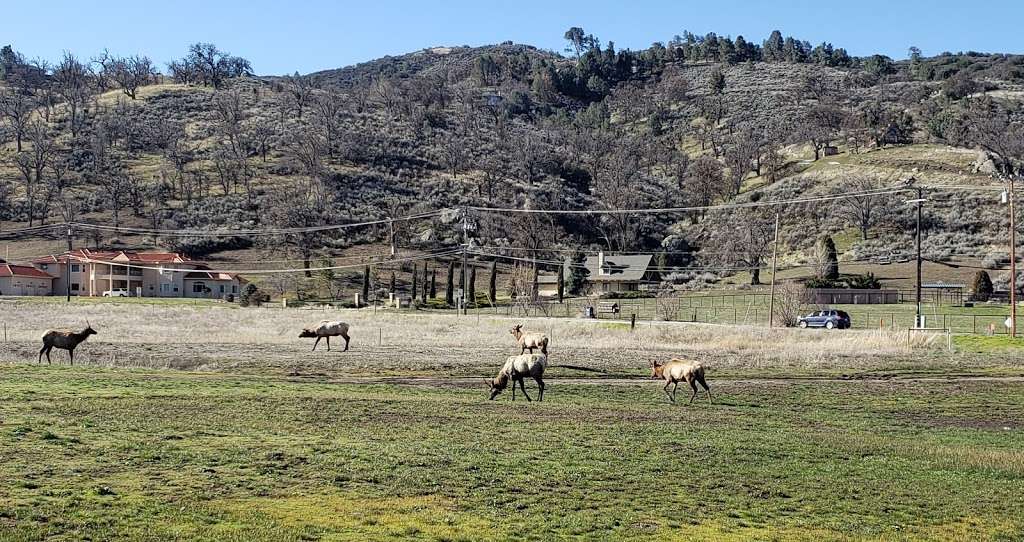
[
  {"x1": 0, "y1": 295, "x2": 227, "y2": 308},
  {"x1": 953, "y1": 335, "x2": 1024, "y2": 352},
  {"x1": 2, "y1": 365, "x2": 1024, "y2": 540}
]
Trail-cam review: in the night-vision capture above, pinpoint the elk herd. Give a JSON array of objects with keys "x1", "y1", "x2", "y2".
[{"x1": 34, "y1": 318, "x2": 711, "y2": 405}]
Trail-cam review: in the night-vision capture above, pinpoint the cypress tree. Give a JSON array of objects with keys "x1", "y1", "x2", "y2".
[
  {"x1": 972, "y1": 270, "x2": 993, "y2": 301},
  {"x1": 458, "y1": 262, "x2": 466, "y2": 299},
  {"x1": 422, "y1": 265, "x2": 429, "y2": 303},
  {"x1": 445, "y1": 261, "x2": 455, "y2": 305},
  {"x1": 817, "y1": 236, "x2": 839, "y2": 281},
  {"x1": 361, "y1": 265, "x2": 370, "y2": 306},
  {"x1": 488, "y1": 261, "x2": 497, "y2": 305},
  {"x1": 468, "y1": 266, "x2": 476, "y2": 307},
  {"x1": 430, "y1": 269, "x2": 437, "y2": 298},
  {"x1": 389, "y1": 270, "x2": 396, "y2": 294},
  {"x1": 411, "y1": 265, "x2": 418, "y2": 301},
  {"x1": 557, "y1": 265, "x2": 565, "y2": 302}
]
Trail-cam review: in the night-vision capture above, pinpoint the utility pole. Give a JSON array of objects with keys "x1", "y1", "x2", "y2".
[
  {"x1": 768, "y1": 213, "x2": 780, "y2": 328},
  {"x1": 65, "y1": 224, "x2": 73, "y2": 302},
  {"x1": 915, "y1": 187, "x2": 924, "y2": 329},
  {"x1": 461, "y1": 209, "x2": 469, "y2": 316},
  {"x1": 1009, "y1": 176, "x2": 1017, "y2": 338},
  {"x1": 388, "y1": 218, "x2": 396, "y2": 258}
]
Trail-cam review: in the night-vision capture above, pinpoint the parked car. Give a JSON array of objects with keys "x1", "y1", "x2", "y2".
[
  {"x1": 102, "y1": 288, "x2": 129, "y2": 297},
  {"x1": 798, "y1": 310, "x2": 851, "y2": 329}
]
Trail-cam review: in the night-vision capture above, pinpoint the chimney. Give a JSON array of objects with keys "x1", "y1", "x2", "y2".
[{"x1": 598, "y1": 251, "x2": 605, "y2": 275}]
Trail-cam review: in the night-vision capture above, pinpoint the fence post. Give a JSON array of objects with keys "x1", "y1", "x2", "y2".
[
  {"x1": 973, "y1": 315, "x2": 977, "y2": 335},
  {"x1": 631, "y1": 313, "x2": 636, "y2": 330}
]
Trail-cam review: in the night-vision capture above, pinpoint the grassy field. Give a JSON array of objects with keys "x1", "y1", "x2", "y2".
[
  {"x1": 2, "y1": 298, "x2": 1023, "y2": 540},
  {"x1": 2, "y1": 366, "x2": 1024, "y2": 541}
]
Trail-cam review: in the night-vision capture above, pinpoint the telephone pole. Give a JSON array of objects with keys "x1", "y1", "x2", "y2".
[
  {"x1": 1009, "y1": 177, "x2": 1017, "y2": 338},
  {"x1": 768, "y1": 213, "x2": 780, "y2": 328},
  {"x1": 461, "y1": 209, "x2": 469, "y2": 316},
  {"x1": 915, "y1": 187, "x2": 924, "y2": 329},
  {"x1": 66, "y1": 224, "x2": 73, "y2": 302}
]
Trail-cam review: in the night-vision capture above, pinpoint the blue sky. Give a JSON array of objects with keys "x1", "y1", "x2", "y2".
[{"x1": 6, "y1": 0, "x2": 1021, "y2": 75}]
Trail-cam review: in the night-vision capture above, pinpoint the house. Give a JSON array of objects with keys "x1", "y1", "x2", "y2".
[
  {"x1": 537, "y1": 252, "x2": 658, "y2": 296},
  {"x1": 32, "y1": 249, "x2": 244, "y2": 298},
  {"x1": 0, "y1": 261, "x2": 56, "y2": 296}
]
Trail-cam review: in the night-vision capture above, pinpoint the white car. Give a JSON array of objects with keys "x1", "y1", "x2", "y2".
[{"x1": 102, "y1": 288, "x2": 129, "y2": 297}]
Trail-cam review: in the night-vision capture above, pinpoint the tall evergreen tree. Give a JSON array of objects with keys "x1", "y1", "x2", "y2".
[
  {"x1": 817, "y1": 236, "x2": 840, "y2": 281},
  {"x1": 556, "y1": 265, "x2": 565, "y2": 302},
  {"x1": 389, "y1": 270, "x2": 396, "y2": 294},
  {"x1": 445, "y1": 261, "x2": 455, "y2": 305},
  {"x1": 422, "y1": 265, "x2": 429, "y2": 303},
  {"x1": 430, "y1": 269, "x2": 437, "y2": 299},
  {"x1": 411, "y1": 264, "x2": 418, "y2": 301},
  {"x1": 468, "y1": 266, "x2": 476, "y2": 307},
  {"x1": 361, "y1": 265, "x2": 370, "y2": 305},
  {"x1": 488, "y1": 261, "x2": 497, "y2": 304}
]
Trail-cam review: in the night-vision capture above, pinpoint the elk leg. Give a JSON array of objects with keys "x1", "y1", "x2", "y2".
[
  {"x1": 326, "y1": 336, "x2": 331, "y2": 351},
  {"x1": 343, "y1": 333, "x2": 350, "y2": 351},
  {"x1": 312, "y1": 336, "x2": 321, "y2": 351},
  {"x1": 69, "y1": 348, "x2": 74, "y2": 366},
  {"x1": 672, "y1": 381, "x2": 679, "y2": 401},
  {"x1": 689, "y1": 379, "x2": 698, "y2": 404},
  {"x1": 698, "y1": 375, "x2": 712, "y2": 404},
  {"x1": 663, "y1": 380, "x2": 674, "y2": 403},
  {"x1": 511, "y1": 379, "x2": 516, "y2": 401},
  {"x1": 38, "y1": 345, "x2": 46, "y2": 364},
  {"x1": 518, "y1": 378, "x2": 532, "y2": 402},
  {"x1": 46, "y1": 347, "x2": 52, "y2": 365},
  {"x1": 534, "y1": 377, "x2": 544, "y2": 402}
]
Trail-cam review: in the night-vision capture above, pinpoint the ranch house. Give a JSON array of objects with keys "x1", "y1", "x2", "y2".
[
  {"x1": 537, "y1": 252, "x2": 658, "y2": 296},
  {"x1": 0, "y1": 260, "x2": 56, "y2": 296},
  {"x1": 32, "y1": 249, "x2": 245, "y2": 299}
]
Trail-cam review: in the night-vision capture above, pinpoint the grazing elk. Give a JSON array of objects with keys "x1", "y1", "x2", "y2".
[
  {"x1": 486, "y1": 353, "x2": 547, "y2": 402},
  {"x1": 509, "y1": 324, "x2": 548, "y2": 355},
  {"x1": 651, "y1": 359, "x2": 712, "y2": 405},
  {"x1": 299, "y1": 320, "x2": 350, "y2": 351},
  {"x1": 39, "y1": 321, "x2": 97, "y2": 365}
]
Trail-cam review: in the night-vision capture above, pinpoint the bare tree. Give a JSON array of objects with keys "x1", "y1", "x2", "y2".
[
  {"x1": 834, "y1": 178, "x2": 891, "y2": 240},
  {"x1": 110, "y1": 55, "x2": 155, "y2": 99},
  {"x1": 284, "y1": 73, "x2": 313, "y2": 119},
  {"x1": 12, "y1": 121, "x2": 56, "y2": 226},
  {"x1": 0, "y1": 86, "x2": 33, "y2": 151},
  {"x1": 703, "y1": 208, "x2": 774, "y2": 285},
  {"x1": 53, "y1": 52, "x2": 93, "y2": 137},
  {"x1": 686, "y1": 155, "x2": 724, "y2": 221}
]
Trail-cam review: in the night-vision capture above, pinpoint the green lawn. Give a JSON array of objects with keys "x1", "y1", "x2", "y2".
[{"x1": 2, "y1": 366, "x2": 1023, "y2": 541}]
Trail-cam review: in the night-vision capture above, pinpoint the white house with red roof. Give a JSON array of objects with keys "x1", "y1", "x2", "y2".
[
  {"x1": 0, "y1": 259, "x2": 56, "y2": 296},
  {"x1": 31, "y1": 249, "x2": 245, "y2": 298}
]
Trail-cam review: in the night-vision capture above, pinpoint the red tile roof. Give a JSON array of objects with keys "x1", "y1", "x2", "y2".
[{"x1": 0, "y1": 264, "x2": 55, "y2": 279}]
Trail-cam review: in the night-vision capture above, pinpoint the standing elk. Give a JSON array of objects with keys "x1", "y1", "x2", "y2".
[
  {"x1": 486, "y1": 353, "x2": 547, "y2": 402},
  {"x1": 509, "y1": 324, "x2": 548, "y2": 355},
  {"x1": 651, "y1": 359, "x2": 712, "y2": 404},
  {"x1": 299, "y1": 320, "x2": 351, "y2": 351},
  {"x1": 39, "y1": 321, "x2": 97, "y2": 365}
]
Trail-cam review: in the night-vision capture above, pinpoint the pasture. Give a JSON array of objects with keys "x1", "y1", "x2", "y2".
[{"x1": 1, "y1": 298, "x2": 1024, "y2": 540}]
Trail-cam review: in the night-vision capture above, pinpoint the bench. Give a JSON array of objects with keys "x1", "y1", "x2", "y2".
[{"x1": 597, "y1": 301, "x2": 620, "y2": 317}]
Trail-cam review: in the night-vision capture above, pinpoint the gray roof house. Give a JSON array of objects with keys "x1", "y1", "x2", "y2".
[{"x1": 537, "y1": 252, "x2": 657, "y2": 296}]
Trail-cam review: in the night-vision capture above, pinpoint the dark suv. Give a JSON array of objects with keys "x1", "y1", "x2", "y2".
[{"x1": 797, "y1": 310, "x2": 851, "y2": 329}]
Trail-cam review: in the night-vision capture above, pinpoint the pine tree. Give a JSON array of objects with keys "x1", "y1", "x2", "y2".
[
  {"x1": 566, "y1": 250, "x2": 590, "y2": 295},
  {"x1": 488, "y1": 261, "x2": 497, "y2": 304},
  {"x1": 817, "y1": 236, "x2": 840, "y2": 282},
  {"x1": 556, "y1": 266, "x2": 565, "y2": 302},
  {"x1": 361, "y1": 265, "x2": 370, "y2": 306},
  {"x1": 468, "y1": 266, "x2": 476, "y2": 307},
  {"x1": 972, "y1": 270, "x2": 993, "y2": 301},
  {"x1": 411, "y1": 265, "x2": 418, "y2": 301},
  {"x1": 389, "y1": 270, "x2": 396, "y2": 294},
  {"x1": 445, "y1": 261, "x2": 455, "y2": 306},
  {"x1": 422, "y1": 265, "x2": 429, "y2": 303},
  {"x1": 430, "y1": 269, "x2": 437, "y2": 299}
]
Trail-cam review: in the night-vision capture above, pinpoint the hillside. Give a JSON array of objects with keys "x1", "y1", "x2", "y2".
[{"x1": 0, "y1": 33, "x2": 1022, "y2": 299}]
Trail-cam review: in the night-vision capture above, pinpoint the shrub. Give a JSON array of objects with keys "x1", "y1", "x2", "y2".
[
  {"x1": 239, "y1": 283, "x2": 262, "y2": 307},
  {"x1": 971, "y1": 270, "x2": 993, "y2": 301}
]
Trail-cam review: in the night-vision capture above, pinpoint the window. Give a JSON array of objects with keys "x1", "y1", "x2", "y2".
[
  {"x1": 219, "y1": 284, "x2": 225, "y2": 294},
  {"x1": 160, "y1": 284, "x2": 171, "y2": 293},
  {"x1": 129, "y1": 267, "x2": 143, "y2": 276},
  {"x1": 71, "y1": 283, "x2": 80, "y2": 291},
  {"x1": 71, "y1": 264, "x2": 81, "y2": 273},
  {"x1": 39, "y1": 264, "x2": 48, "y2": 270},
  {"x1": 192, "y1": 282, "x2": 206, "y2": 293},
  {"x1": 232, "y1": 285, "x2": 238, "y2": 294}
]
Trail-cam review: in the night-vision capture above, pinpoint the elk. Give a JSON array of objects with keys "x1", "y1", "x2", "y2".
[
  {"x1": 651, "y1": 359, "x2": 711, "y2": 404},
  {"x1": 39, "y1": 321, "x2": 97, "y2": 365},
  {"x1": 298, "y1": 320, "x2": 350, "y2": 351},
  {"x1": 509, "y1": 324, "x2": 548, "y2": 355},
  {"x1": 486, "y1": 353, "x2": 547, "y2": 402}
]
